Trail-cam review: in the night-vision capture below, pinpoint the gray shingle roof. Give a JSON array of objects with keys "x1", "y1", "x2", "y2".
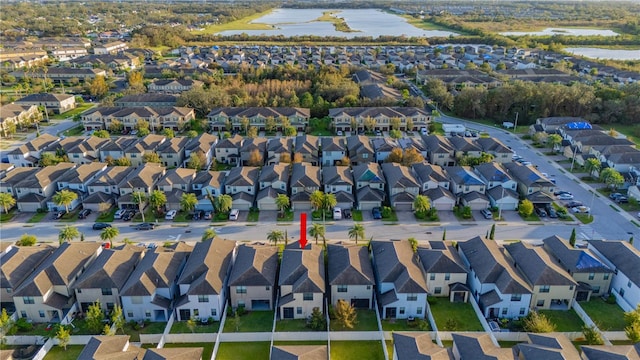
[
  {"x1": 228, "y1": 244, "x2": 278, "y2": 287},
  {"x1": 393, "y1": 332, "x2": 452, "y2": 360},
  {"x1": 417, "y1": 244, "x2": 467, "y2": 275},
  {"x1": 73, "y1": 247, "x2": 143, "y2": 291},
  {"x1": 327, "y1": 244, "x2": 374, "y2": 286},
  {"x1": 451, "y1": 333, "x2": 514, "y2": 360},
  {"x1": 589, "y1": 240, "x2": 640, "y2": 288},
  {"x1": 515, "y1": 333, "x2": 581, "y2": 360},
  {"x1": 504, "y1": 242, "x2": 576, "y2": 287},
  {"x1": 542, "y1": 235, "x2": 612, "y2": 274},
  {"x1": 1, "y1": 245, "x2": 55, "y2": 291},
  {"x1": 78, "y1": 335, "x2": 144, "y2": 360},
  {"x1": 270, "y1": 345, "x2": 328, "y2": 360},
  {"x1": 278, "y1": 244, "x2": 325, "y2": 294},
  {"x1": 290, "y1": 163, "x2": 321, "y2": 189},
  {"x1": 580, "y1": 344, "x2": 640, "y2": 360},
  {"x1": 371, "y1": 240, "x2": 427, "y2": 294},
  {"x1": 177, "y1": 238, "x2": 235, "y2": 295},
  {"x1": 381, "y1": 163, "x2": 419, "y2": 189},
  {"x1": 322, "y1": 166, "x2": 353, "y2": 187}
]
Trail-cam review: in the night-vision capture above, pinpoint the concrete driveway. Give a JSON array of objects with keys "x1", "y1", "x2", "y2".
[{"x1": 259, "y1": 210, "x2": 278, "y2": 222}]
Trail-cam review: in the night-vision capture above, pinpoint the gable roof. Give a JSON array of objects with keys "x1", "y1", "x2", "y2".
[
  {"x1": 216, "y1": 134, "x2": 243, "y2": 149},
  {"x1": 290, "y1": 163, "x2": 321, "y2": 189},
  {"x1": 57, "y1": 162, "x2": 107, "y2": 184},
  {"x1": 412, "y1": 162, "x2": 448, "y2": 184},
  {"x1": 352, "y1": 163, "x2": 385, "y2": 184},
  {"x1": 417, "y1": 243, "x2": 467, "y2": 275},
  {"x1": 371, "y1": 240, "x2": 428, "y2": 294},
  {"x1": 267, "y1": 137, "x2": 293, "y2": 153},
  {"x1": 346, "y1": 135, "x2": 374, "y2": 155},
  {"x1": 177, "y1": 238, "x2": 235, "y2": 295},
  {"x1": 118, "y1": 163, "x2": 165, "y2": 189},
  {"x1": 322, "y1": 166, "x2": 353, "y2": 187},
  {"x1": 589, "y1": 240, "x2": 640, "y2": 288},
  {"x1": 504, "y1": 242, "x2": 577, "y2": 287},
  {"x1": 225, "y1": 166, "x2": 259, "y2": 187},
  {"x1": 278, "y1": 244, "x2": 325, "y2": 293},
  {"x1": 474, "y1": 163, "x2": 513, "y2": 183},
  {"x1": 393, "y1": 332, "x2": 452, "y2": 360},
  {"x1": 15, "y1": 162, "x2": 75, "y2": 189},
  {"x1": 8, "y1": 133, "x2": 58, "y2": 155},
  {"x1": 503, "y1": 162, "x2": 554, "y2": 188},
  {"x1": 542, "y1": 235, "x2": 612, "y2": 274},
  {"x1": 381, "y1": 163, "x2": 419, "y2": 189},
  {"x1": 327, "y1": 244, "x2": 374, "y2": 286},
  {"x1": 1, "y1": 245, "x2": 55, "y2": 291},
  {"x1": 156, "y1": 168, "x2": 196, "y2": 188},
  {"x1": 74, "y1": 247, "x2": 143, "y2": 291},
  {"x1": 259, "y1": 163, "x2": 289, "y2": 184},
  {"x1": 228, "y1": 243, "x2": 278, "y2": 287},
  {"x1": 192, "y1": 170, "x2": 226, "y2": 189},
  {"x1": 143, "y1": 347, "x2": 203, "y2": 360},
  {"x1": 88, "y1": 166, "x2": 136, "y2": 188},
  {"x1": 515, "y1": 333, "x2": 581, "y2": 360},
  {"x1": 270, "y1": 345, "x2": 328, "y2": 360},
  {"x1": 321, "y1": 137, "x2": 345, "y2": 152},
  {"x1": 294, "y1": 134, "x2": 319, "y2": 154},
  {"x1": 452, "y1": 333, "x2": 514, "y2": 360},
  {"x1": 580, "y1": 344, "x2": 640, "y2": 360},
  {"x1": 78, "y1": 335, "x2": 144, "y2": 360}
]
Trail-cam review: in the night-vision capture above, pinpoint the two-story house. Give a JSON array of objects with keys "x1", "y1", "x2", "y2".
[
  {"x1": 542, "y1": 235, "x2": 613, "y2": 302},
  {"x1": 55, "y1": 162, "x2": 107, "y2": 194},
  {"x1": 240, "y1": 137, "x2": 267, "y2": 167},
  {"x1": 322, "y1": 166, "x2": 354, "y2": 210},
  {"x1": 381, "y1": 163, "x2": 420, "y2": 211},
  {"x1": 157, "y1": 136, "x2": 189, "y2": 168},
  {"x1": 228, "y1": 243, "x2": 278, "y2": 311},
  {"x1": 417, "y1": 241, "x2": 469, "y2": 301},
  {"x1": 327, "y1": 244, "x2": 375, "y2": 309},
  {"x1": 444, "y1": 166, "x2": 489, "y2": 210},
  {"x1": 475, "y1": 137, "x2": 513, "y2": 163},
  {"x1": 98, "y1": 137, "x2": 138, "y2": 164},
  {"x1": 289, "y1": 163, "x2": 321, "y2": 210},
  {"x1": 156, "y1": 168, "x2": 197, "y2": 211},
  {"x1": 40, "y1": 136, "x2": 85, "y2": 160},
  {"x1": 371, "y1": 240, "x2": 428, "y2": 319},
  {"x1": 351, "y1": 163, "x2": 386, "y2": 210},
  {"x1": 321, "y1": 137, "x2": 346, "y2": 166},
  {"x1": 278, "y1": 243, "x2": 325, "y2": 320},
  {"x1": 184, "y1": 133, "x2": 218, "y2": 169},
  {"x1": 73, "y1": 245, "x2": 144, "y2": 313},
  {"x1": 588, "y1": 240, "x2": 640, "y2": 312},
  {"x1": 0, "y1": 167, "x2": 40, "y2": 198},
  {"x1": 411, "y1": 162, "x2": 456, "y2": 211},
  {"x1": 214, "y1": 134, "x2": 243, "y2": 165},
  {"x1": 13, "y1": 242, "x2": 102, "y2": 322},
  {"x1": 266, "y1": 137, "x2": 293, "y2": 165},
  {"x1": 392, "y1": 332, "x2": 450, "y2": 360},
  {"x1": 66, "y1": 137, "x2": 111, "y2": 165},
  {"x1": 116, "y1": 164, "x2": 166, "y2": 210},
  {"x1": 474, "y1": 162, "x2": 519, "y2": 211},
  {"x1": 423, "y1": 135, "x2": 455, "y2": 167},
  {"x1": 346, "y1": 135, "x2": 374, "y2": 166},
  {"x1": 458, "y1": 236, "x2": 532, "y2": 319},
  {"x1": 148, "y1": 79, "x2": 203, "y2": 94},
  {"x1": 294, "y1": 135, "x2": 319, "y2": 166},
  {"x1": 371, "y1": 138, "x2": 398, "y2": 164},
  {"x1": 8, "y1": 133, "x2": 59, "y2": 168},
  {"x1": 503, "y1": 162, "x2": 555, "y2": 208},
  {"x1": 15, "y1": 162, "x2": 76, "y2": 212},
  {"x1": 1, "y1": 245, "x2": 55, "y2": 309},
  {"x1": 175, "y1": 238, "x2": 235, "y2": 322},
  {"x1": 449, "y1": 137, "x2": 483, "y2": 160},
  {"x1": 15, "y1": 93, "x2": 76, "y2": 114},
  {"x1": 84, "y1": 166, "x2": 135, "y2": 212},
  {"x1": 224, "y1": 166, "x2": 259, "y2": 210},
  {"x1": 504, "y1": 242, "x2": 577, "y2": 310},
  {"x1": 256, "y1": 163, "x2": 289, "y2": 211},
  {"x1": 452, "y1": 333, "x2": 513, "y2": 360},
  {"x1": 120, "y1": 243, "x2": 191, "y2": 322},
  {"x1": 124, "y1": 134, "x2": 167, "y2": 167},
  {"x1": 191, "y1": 171, "x2": 226, "y2": 212}
]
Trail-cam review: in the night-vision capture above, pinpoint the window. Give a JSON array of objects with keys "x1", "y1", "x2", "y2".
[
  {"x1": 628, "y1": 281, "x2": 632, "y2": 288},
  {"x1": 502, "y1": 308, "x2": 508, "y2": 315},
  {"x1": 238, "y1": 300, "x2": 245, "y2": 308},
  {"x1": 20, "y1": 311, "x2": 27, "y2": 318},
  {"x1": 620, "y1": 288, "x2": 625, "y2": 297},
  {"x1": 337, "y1": 285, "x2": 348, "y2": 293},
  {"x1": 569, "y1": 285, "x2": 574, "y2": 290},
  {"x1": 211, "y1": 309, "x2": 217, "y2": 317},
  {"x1": 198, "y1": 295, "x2": 209, "y2": 303},
  {"x1": 297, "y1": 307, "x2": 302, "y2": 314},
  {"x1": 604, "y1": 274, "x2": 610, "y2": 280},
  {"x1": 127, "y1": 312, "x2": 133, "y2": 318},
  {"x1": 107, "y1": 303, "x2": 114, "y2": 311},
  {"x1": 235, "y1": 286, "x2": 247, "y2": 294},
  {"x1": 399, "y1": 307, "x2": 405, "y2": 315},
  {"x1": 588, "y1": 273, "x2": 595, "y2": 280},
  {"x1": 407, "y1": 294, "x2": 418, "y2": 301},
  {"x1": 520, "y1": 308, "x2": 526, "y2": 315},
  {"x1": 39, "y1": 310, "x2": 45, "y2": 318},
  {"x1": 101, "y1": 288, "x2": 113, "y2": 296},
  {"x1": 592, "y1": 286, "x2": 600, "y2": 294},
  {"x1": 362, "y1": 153, "x2": 368, "y2": 159},
  {"x1": 132, "y1": 296, "x2": 143, "y2": 304},
  {"x1": 366, "y1": 285, "x2": 372, "y2": 290},
  {"x1": 266, "y1": 286, "x2": 271, "y2": 291},
  {"x1": 145, "y1": 311, "x2": 151, "y2": 318},
  {"x1": 536, "y1": 300, "x2": 545, "y2": 307},
  {"x1": 23, "y1": 297, "x2": 34, "y2": 304},
  {"x1": 429, "y1": 274, "x2": 436, "y2": 281},
  {"x1": 193, "y1": 309, "x2": 199, "y2": 317},
  {"x1": 434, "y1": 287, "x2": 442, "y2": 294},
  {"x1": 511, "y1": 294, "x2": 522, "y2": 301},
  {"x1": 417, "y1": 307, "x2": 422, "y2": 315},
  {"x1": 539, "y1": 285, "x2": 550, "y2": 293},
  {"x1": 6, "y1": 288, "x2": 11, "y2": 294},
  {"x1": 303, "y1": 293, "x2": 313, "y2": 301},
  {"x1": 445, "y1": 273, "x2": 450, "y2": 281}
]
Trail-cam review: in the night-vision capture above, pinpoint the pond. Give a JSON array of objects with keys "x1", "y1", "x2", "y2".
[
  {"x1": 217, "y1": 8, "x2": 458, "y2": 38},
  {"x1": 564, "y1": 47, "x2": 640, "y2": 60},
  {"x1": 500, "y1": 28, "x2": 619, "y2": 37}
]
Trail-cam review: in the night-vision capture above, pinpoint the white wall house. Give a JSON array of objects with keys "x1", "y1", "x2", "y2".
[{"x1": 588, "y1": 240, "x2": 640, "y2": 312}]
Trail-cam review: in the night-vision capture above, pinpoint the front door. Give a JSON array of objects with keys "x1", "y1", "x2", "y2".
[
  {"x1": 283, "y1": 307, "x2": 294, "y2": 319},
  {"x1": 385, "y1": 307, "x2": 397, "y2": 319}
]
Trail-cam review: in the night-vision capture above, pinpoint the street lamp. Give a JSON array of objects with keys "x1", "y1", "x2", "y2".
[{"x1": 498, "y1": 186, "x2": 505, "y2": 220}]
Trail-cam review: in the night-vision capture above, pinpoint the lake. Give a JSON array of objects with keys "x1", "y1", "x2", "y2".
[
  {"x1": 564, "y1": 47, "x2": 640, "y2": 60},
  {"x1": 500, "y1": 28, "x2": 619, "y2": 37},
  {"x1": 217, "y1": 8, "x2": 458, "y2": 38}
]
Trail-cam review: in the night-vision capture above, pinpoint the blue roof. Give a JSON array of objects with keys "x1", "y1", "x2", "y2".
[
  {"x1": 575, "y1": 252, "x2": 608, "y2": 271},
  {"x1": 566, "y1": 122, "x2": 592, "y2": 130}
]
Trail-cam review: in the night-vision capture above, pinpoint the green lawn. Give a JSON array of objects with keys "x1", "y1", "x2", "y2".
[
  {"x1": 211, "y1": 163, "x2": 234, "y2": 171},
  {"x1": 539, "y1": 309, "x2": 584, "y2": 332},
  {"x1": 498, "y1": 341, "x2": 525, "y2": 348},
  {"x1": 223, "y1": 311, "x2": 274, "y2": 332},
  {"x1": 247, "y1": 209, "x2": 260, "y2": 222},
  {"x1": 169, "y1": 320, "x2": 220, "y2": 334},
  {"x1": 352, "y1": 210, "x2": 363, "y2": 221},
  {"x1": 330, "y1": 309, "x2": 379, "y2": 331},
  {"x1": 15, "y1": 322, "x2": 57, "y2": 336},
  {"x1": 96, "y1": 208, "x2": 116, "y2": 222},
  {"x1": 43, "y1": 345, "x2": 84, "y2": 360},
  {"x1": 277, "y1": 210, "x2": 294, "y2": 222},
  {"x1": 429, "y1": 297, "x2": 484, "y2": 331},
  {"x1": 382, "y1": 209, "x2": 398, "y2": 222},
  {"x1": 68, "y1": 318, "x2": 107, "y2": 335},
  {"x1": 133, "y1": 209, "x2": 164, "y2": 223},
  {"x1": 331, "y1": 341, "x2": 385, "y2": 360},
  {"x1": 122, "y1": 322, "x2": 167, "y2": 342},
  {"x1": 60, "y1": 124, "x2": 85, "y2": 136},
  {"x1": 309, "y1": 117, "x2": 332, "y2": 136},
  {"x1": 59, "y1": 209, "x2": 80, "y2": 222},
  {"x1": 195, "y1": 9, "x2": 274, "y2": 34},
  {"x1": 172, "y1": 211, "x2": 191, "y2": 223},
  {"x1": 520, "y1": 212, "x2": 541, "y2": 221},
  {"x1": 381, "y1": 318, "x2": 430, "y2": 331},
  {"x1": 216, "y1": 342, "x2": 270, "y2": 360},
  {"x1": 579, "y1": 298, "x2": 627, "y2": 331},
  {"x1": 275, "y1": 319, "x2": 315, "y2": 332},
  {"x1": 49, "y1": 104, "x2": 93, "y2": 120},
  {"x1": 575, "y1": 213, "x2": 594, "y2": 224},
  {"x1": 0, "y1": 208, "x2": 17, "y2": 222},
  {"x1": 164, "y1": 342, "x2": 213, "y2": 360}
]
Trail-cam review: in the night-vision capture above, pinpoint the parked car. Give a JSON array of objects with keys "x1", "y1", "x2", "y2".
[
  {"x1": 343, "y1": 208, "x2": 352, "y2": 219},
  {"x1": 229, "y1": 209, "x2": 239, "y2": 221},
  {"x1": 114, "y1": 209, "x2": 126, "y2": 219},
  {"x1": 78, "y1": 208, "x2": 92, "y2": 219},
  {"x1": 535, "y1": 208, "x2": 547, "y2": 217},
  {"x1": 51, "y1": 211, "x2": 64, "y2": 220},
  {"x1": 372, "y1": 207, "x2": 382, "y2": 220},
  {"x1": 165, "y1": 209, "x2": 177, "y2": 220},
  {"x1": 147, "y1": 243, "x2": 157, "y2": 249},
  {"x1": 615, "y1": 196, "x2": 629, "y2": 203},
  {"x1": 333, "y1": 207, "x2": 342, "y2": 220},
  {"x1": 565, "y1": 201, "x2": 584, "y2": 208},
  {"x1": 609, "y1": 192, "x2": 623, "y2": 200},
  {"x1": 122, "y1": 210, "x2": 134, "y2": 221},
  {"x1": 557, "y1": 193, "x2": 574, "y2": 200},
  {"x1": 572, "y1": 206, "x2": 591, "y2": 213},
  {"x1": 481, "y1": 209, "x2": 493, "y2": 219},
  {"x1": 489, "y1": 321, "x2": 501, "y2": 332},
  {"x1": 93, "y1": 223, "x2": 112, "y2": 230},
  {"x1": 204, "y1": 211, "x2": 213, "y2": 220},
  {"x1": 548, "y1": 208, "x2": 558, "y2": 218},
  {"x1": 336, "y1": 130, "x2": 343, "y2": 136},
  {"x1": 375, "y1": 130, "x2": 382, "y2": 136},
  {"x1": 554, "y1": 190, "x2": 571, "y2": 196},
  {"x1": 135, "y1": 222, "x2": 156, "y2": 230},
  {"x1": 421, "y1": 127, "x2": 428, "y2": 135}
]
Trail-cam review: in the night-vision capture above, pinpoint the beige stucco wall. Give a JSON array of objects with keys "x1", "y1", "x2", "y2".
[
  {"x1": 330, "y1": 284, "x2": 372, "y2": 308},
  {"x1": 75, "y1": 288, "x2": 120, "y2": 312},
  {"x1": 230, "y1": 285, "x2": 273, "y2": 310},
  {"x1": 279, "y1": 291, "x2": 323, "y2": 319},
  {"x1": 426, "y1": 273, "x2": 467, "y2": 297},
  {"x1": 531, "y1": 285, "x2": 576, "y2": 309},
  {"x1": 573, "y1": 272, "x2": 612, "y2": 297}
]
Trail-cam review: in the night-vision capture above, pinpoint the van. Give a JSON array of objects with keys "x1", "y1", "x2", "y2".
[
  {"x1": 165, "y1": 209, "x2": 177, "y2": 220},
  {"x1": 481, "y1": 209, "x2": 493, "y2": 219},
  {"x1": 229, "y1": 209, "x2": 239, "y2": 221}
]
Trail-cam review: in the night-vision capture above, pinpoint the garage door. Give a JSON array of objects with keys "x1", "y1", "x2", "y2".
[
  {"x1": 433, "y1": 201, "x2": 454, "y2": 211},
  {"x1": 337, "y1": 202, "x2": 352, "y2": 210},
  {"x1": 351, "y1": 299, "x2": 370, "y2": 309},
  {"x1": 293, "y1": 202, "x2": 312, "y2": 210},
  {"x1": 258, "y1": 202, "x2": 278, "y2": 211},
  {"x1": 358, "y1": 202, "x2": 378, "y2": 211},
  {"x1": 234, "y1": 202, "x2": 251, "y2": 211},
  {"x1": 467, "y1": 202, "x2": 488, "y2": 211},
  {"x1": 394, "y1": 203, "x2": 413, "y2": 211},
  {"x1": 251, "y1": 300, "x2": 271, "y2": 310}
]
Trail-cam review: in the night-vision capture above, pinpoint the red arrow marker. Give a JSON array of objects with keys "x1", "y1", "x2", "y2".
[{"x1": 300, "y1": 212, "x2": 308, "y2": 248}]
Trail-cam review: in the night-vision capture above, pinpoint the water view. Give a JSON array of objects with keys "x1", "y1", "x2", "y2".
[
  {"x1": 500, "y1": 28, "x2": 619, "y2": 37},
  {"x1": 217, "y1": 8, "x2": 459, "y2": 38},
  {"x1": 564, "y1": 47, "x2": 640, "y2": 60}
]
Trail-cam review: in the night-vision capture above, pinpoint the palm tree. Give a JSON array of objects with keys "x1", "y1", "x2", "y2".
[
  {"x1": 202, "y1": 228, "x2": 216, "y2": 242},
  {"x1": 0, "y1": 193, "x2": 16, "y2": 214},
  {"x1": 585, "y1": 158, "x2": 601, "y2": 177},
  {"x1": 348, "y1": 223, "x2": 365, "y2": 245},
  {"x1": 132, "y1": 191, "x2": 147, "y2": 222},
  {"x1": 275, "y1": 194, "x2": 290, "y2": 218},
  {"x1": 322, "y1": 193, "x2": 337, "y2": 222},
  {"x1": 413, "y1": 194, "x2": 431, "y2": 215},
  {"x1": 149, "y1": 190, "x2": 167, "y2": 215},
  {"x1": 100, "y1": 226, "x2": 119, "y2": 246},
  {"x1": 310, "y1": 190, "x2": 324, "y2": 212},
  {"x1": 180, "y1": 193, "x2": 198, "y2": 214},
  {"x1": 267, "y1": 229, "x2": 284, "y2": 247},
  {"x1": 309, "y1": 223, "x2": 325, "y2": 246},
  {"x1": 215, "y1": 194, "x2": 233, "y2": 214},
  {"x1": 52, "y1": 189, "x2": 78, "y2": 214},
  {"x1": 58, "y1": 226, "x2": 80, "y2": 244}
]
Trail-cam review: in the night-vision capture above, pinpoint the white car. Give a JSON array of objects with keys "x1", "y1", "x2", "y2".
[
  {"x1": 114, "y1": 209, "x2": 126, "y2": 219},
  {"x1": 336, "y1": 130, "x2": 343, "y2": 136},
  {"x1": 572, "y1": 206, "x2": 590, "y2": 213},
  {"x1": 333, "y1": 207, "x2": 342, "y2": 220},
  {"x1": 165, "y1": 209, "x2": 177, "y2": 220},
  {"x1": 557, "y1": 193, "x2": 574, "y2": 200}
]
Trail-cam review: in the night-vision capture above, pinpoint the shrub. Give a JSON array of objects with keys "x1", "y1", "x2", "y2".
[
  {"x1": 461, "y1": 206, "x2": 472, "y2": 219},
  {"x1": 236, "y1": 306, "x2": 247, "y2": 317},
  {"x1": 607, "y1": 293, "x2": 617, "y2": 304},
  {"x1": 15, "y1": 317, "x2": 33, "y2": 332},
  {"x1": 442, "y1": 318, "x2": 458, "y2": 331},
  {"x1": 382, "y1": 206, "x2": 392, "y2": 218},
  {"x1": 582, "y1": 325, "x2": 604, "y2": 345},
  {"x1": 523, "y1": 311, "x2": 556, "y2": 333}
]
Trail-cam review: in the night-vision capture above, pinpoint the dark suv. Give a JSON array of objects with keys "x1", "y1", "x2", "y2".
[
  {"x1": 78, "y1": 208, "x2": 92, "y2": 219},
  {"x1": 371, "y1": 207, "x2": 382, "y2": 219}
]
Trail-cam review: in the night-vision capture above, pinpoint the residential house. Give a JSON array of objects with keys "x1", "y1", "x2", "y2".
[
  {"x1": 327, "y1": 244, "x2": 375, "y2": 309},
  {"x1": 346, "y1": 135, "x2": 374, "y2": 166},
  {"x1": 114, "y1": 94, "x2": 178, "y2": 108},
  {"x1": 148, "y1": 79, "x2": 203, "y2": 94},
  {"x1": 1, "y1": 245, "x2": 55, "y2": 309},
  {"x1": 329, "y1": 107, "x2": 430, "y2": 133},
  {"x1": 207, "y1": 107, "x2": 310, "y2": 133},
  {"x1": 82, "y1": 107, "x2": 195, "y2": 132},
  {"x1": 270, "y1": 345, "x2": 328, "y2": 360},
  {"x1": 475, "y1": 138, "x2": 513, "y2": 163},
  {"x1": 417, "y1": 241, "x2": 469, "y2": 301},
  {"x1": 504, "y1": 242, "x2": 577, "y2": 310},
  {"x1": 542, "y1": 235, "x2": 613, "y2": 302},
  {"x1": 228, "y1": 243, "x2": 278, "y2": 311},
  {"x1": 351, "y1": 162, "x2": 386, "y2": 210},
  {"x1": 423, "y1": 135, "x2": 456, "y2": 167},
  {"x1": 381, "y1": 162, "x2": 420, "y2": 211},
  {"x1": 55, "y1": 162, "x2": 107, "y2": 194},
  {"x1": 581, "y1": 343, "x2": 640, "y2": 359},
  {"x1": 98, "y1": 137, "x2": 138, "y2": 163},
  {"x1": 588, "y1": 240, "x2": 640, "y2": 312},
  {"x1": 514, "y1": 333, "x2": 581, "y2": 360},
  {"x1": 184, "y1": 133, "x2": 218, "y2": 169},
  {"x1": 256, "y1": 163, "x2": 288, "y2": 211},
  {"x1": 116, "y1": 163, "x2": 165, "y2": 209},
  {"x1": 392, "y1": 332, "x2": 452, "y2": 360},
  {"x1": 240, "y1": 137, "x2": 268, "y2": 166},
  {"x1": 294, "y1": 135, "x2": 319, "y2": 166},
  {"x1": 156, "y1": 168, "x2": 197, "y2": 211},
  {"x1": 451, "y1": 333, "x2": 513, "y2": 360},
  {"x1": 266, "y1": 137, "x2": 293, "y2": 165},
  {"x1": 322, "y1": 166, "x2": 354, "y2": 209},
  {"x1": 224, "y1": 166, "x2": 259, "y2": 210},
  {"x1": 278, "y1": 243, "x2": 325, "y2": 320},
  {"x1": 371, "y1": 240, "x2": 428, "y2": 319},
  {"x1": 289, "y1": 163, "x2": 321, "y2": 210},
  {"x1": 124, "y1": 134, "x2": 167, "y2": 167},
  {"x1": 40, "y1": 136, "x2": 85, "y2": 159},
  {"x1": 15, "y1": 93, "x2": 76, "y2": 114},
  {"x1": 77, "y1": 335, "x2": 146, "y2": 360},
  {"x1": 0, "y1": 163, "x2": 14, "y2": 180},
  {"x1": 0, "y1": 104, "x2": 40, "y2": 137},
  {"x1": 73, "y1": 246, "x2": 144, "y2": 313},
  {"x1": 175, "y1": 238, "x2": 235, "y2": 322},
  {"x1": 503, "y1": 162, "x2": 555, "y2": 207},
  {"x1": 191, "y1": 171, "x2": 226, "y2": 211},
  {"x1": 85, "y1": 166, "x2": 135, "y2": 208},
  {"x1": 157, "y1": 136, "x2": 189, "y2": 168},
  {"x1": 398, "y1": 137, "x2": 428, "y2": 159},
  {"x1": 372, "y1": 138, "x2": 398, "y2": 164},
  {"x1": 214, "y1": 134, "x2": 243, "y2": 166},
  {"x1": 66, "y1": 137, "x2": 111, "y2": 165},
  {"x1": 15, "y1": 162, "x2": 76, "y2": 212},
  {"x1": 458, "y1": 236, "x2": 533, "y2": 319},
  {"x1": 449, "y1": 137, "x2": 483, "y2": 160},
  {"x1": 13, "y1": 242, "x2": 102, "y2": 322},
  {"x1": 321, "y1": 137, "x2": 346, "y2": 166},
  {"x1": 8, "y1": 133, "x2": 59, "y2": 167},
  {"x1": 444, "y1": 166, "x2": 488, "y2": 209},
  {"x1": 120, "y1": 243, "x2": 191, "y2": 322},
  {"x1": 0, "y1": 167, "x2": 39, "y2": 197},
  {"x1": 93, "y1": 41, "x2": 128, "y2": 55},
  {"x1": 412, "y1": 162, "x2": 450, "y2": 192}
]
